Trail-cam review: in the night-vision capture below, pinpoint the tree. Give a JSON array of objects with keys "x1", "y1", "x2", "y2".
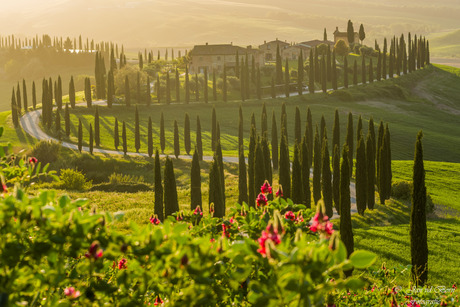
[
  {"x1": 166, "y1": 72, "x2": 171, "y2": 104},
  {"x1": 353, "y1": 59, "x2": 358, "y2": 86},
  {"x1": 134, "y1": 107, "x2": 140, "y2": 152},
  {"x1": 156, "y1": 75, "x2": 161, "y2": 104},
  {"x1": 94, "y1": 106, "x2": 100, "y2": 147},
  {"x1": 377, "y1": 121, "x2": 384, "y2": 190},
  {"x1": 64, "y1": 104, "x2": 70, "y2": 137},
  {"x1": 85, "y1": 77, "x2": 92, "y2": 108},
  {"x1": 366, "y1": 130, "x2": 375, "y2": 210},
  {"x1": 195, "y1": 73, "x2": 199, "y2": 102},
  {"x1": 164, "y1": 157, "x2": 179, "y2": 217},
  {"x1": 196, "y1": 116, "x2": 203, "y2": 160},
  {"x1": 78, "y1": 119, "x2": 83, "y2": 152},
  {"x1": 284, "y1": 59, "x2": 290, "y2": 98},
  {"x1": 174, "y1": 120, "x2": 180, "y2": 158},
  {"x1": 69, "y1": 77, "x2": 76, "y2": 109},
  {"x1": 306, "y1": 107, "x2": 313, "y2": 168},
  {"x1": 55, "y1": 110, "x2": 61, "y2": 139},
  {"x1": 148, "y1": 117, "x2": 153, "y2": 157},
  {"x1": 276, "y1": 44, "x2": 283, "y2": 84},
  {"x1": 332, "y1": 144, "x2": 340, "y2": 214},
  {"x1": 184, "y1": 113, "x2": 191, "y2": 155},
  {"x1": 332, "y1": 109, "x2": 340, "y2": 157},
  {"x1": 256, "y1": 67, "x2": 262, "y2": 100},
  {"x1": 146, "y1": 75, "x2": 151, "y2": 106},
  {"x1": 324, "y1": 28, "x2": 327, "y2": 41},
  {"x1": 204, "y1": 68, "x2": 209, "y2": 103},
  {"x1": 320, "y1": 115, "x2": 326, "y2": 146},
  {"x1": 346, "y1": 112, "x2": 354, "y2": 177},
  {"x1": 279, "y1": 132, "x2": 291, "y2": 198},
  {"x1": 212, "y1": 70, "x2": 217, "y2": 101},
  {"x1": 124, "y1": 76, "x2": 130, "y2": 107},
  {"x1": 56, "y1": 76, "x2": 62, "y2": 110},
  {"x1": 248, "y1": 125, "x2": 256, "y2": 207},
  {"x1": 22, "y1": 80, "x2": 28, "y2": 112},
  {"x1": 301, "y1": 138, "x2": 311, "y2": 208},
  {"x1": 383, "y1": 38, "x2": 387, "y2": 79},
  {"x1": 209, "y1": 157, "x2": 224, "y2": 217},
  {"x1": 32, "y1": 81, "x2": 37, "y2": 109},
  {"x1": 368, "y1": 58, "x2": 374, "y2": 83},
  {"x1": 297, "y1": 50, "x2": 304, "y2": 95},
  {"x1": 334, "y1": 40, "x2": 349, "y2": 57},
  {"x1": 271, "y1": 77, "x2": 276, "y2": 98},
  {"x1": 321, "y1": 57, "x2": 327, "y2": 93},
  {"x1": 332, "y1": 50, "x2": 338, "y2": 90},
  {"x1": 361, "y1": 55, "x2": 366, "y2": 84},
  {"x1": 238, "y1": 146, "x2": 248, "y2": 205},
  {"x1": 223, "y1": 67, "x2": 227, "y2": 102},
  {"x1": 254, "y1": 140, "x2": 266, "y2": 201},
  {"x1": 238, "y1": 106, "x2": 244, "y2": 154},
  {"x1": 261, "y1": 135, "x2": 272, "y2": 186},
  {"x1": 309, "y1": 49, "x2": 315, "y2": 94},
  {"x1": 107, "y1": 70, "x2": 114, "y2": 107},
  {"x1": 340, "y1": 145, "x2": 354, "y2": 276},
  {"x1": 11, "y1": 89, "x2": 19, "y2": 127},
  {"x1": 211, "y1": 106, "x2": 217, "y2": 151},
  {"x1": 271, "y1": 111, "x2": 279, "y2": 170},
  {"x1": 235, "y1": 50, "x2": 240, "y2": 77},
  {"x1": 175, "y1": 69, "x2": 180, "y2": 103},
  {"x1": 356, "y1": 136, "x2": 367, "y2": 215},
  {"x1": 154, "y1": 150, "x2": 164, "y2": 221},
  {"x1": 344, "y1": 56, "x2": 349, "y2": 88},
  {"x1": 294, "y1": 106, "x2": 301, "y2": 144},
  {"x1": 347, "y1": 20, "x2": 355, "y2": 45},
  {"x1": 326, "y1": 47, "x2": 332, "y2": 82},
  {"x1": 356, "y1": 115, "x2": 363, "y2": 143},
  {"x1": 191, "y1": 148, "x2": 202, "y2": 210},
  {"x1": 359, "y1": 24, "x2": 366, "y2": 44},
  {"x1": 215, "y1": 141, "x2": 225, "y2": 209},
  {"x1": 291, "y1": 143, "x2": 303, "y2": 204},
  {"x1": 313, "y1": 126, "x2": 322, "y2": 205},
  {"x1": 89, "y1": 124, "x2": 94, "y2": 155},
  {"x1": 410, "y1": 131, "x2": 428, "y2": 287},
  {"x1": 122, "y1": 121, "x2": 127, "y2": 155},
  {"x1": 16, "y1": 83, "x2": 22, "y2": 113},
  {"x1": 322, "y1": 137, "x2": 333, "y2": 218},
  {"x1": 160, "y1": 112, "x2": 165, "y2": 154}
]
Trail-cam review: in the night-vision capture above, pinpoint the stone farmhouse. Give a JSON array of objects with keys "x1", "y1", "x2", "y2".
[
  {"x1": 258, "y1": 39, "x2": 290, "y2": 61},
  {"x1": 333, "y1": 27, "x2": 359, "y2": 46},
  {"x1": 188, "y1": 43, "x2": 264, "y2": 75}
]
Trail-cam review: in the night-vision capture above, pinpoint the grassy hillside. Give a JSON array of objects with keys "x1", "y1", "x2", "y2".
[{"x1": 429, "y1": 29, "x2": 460, "y2": 58}]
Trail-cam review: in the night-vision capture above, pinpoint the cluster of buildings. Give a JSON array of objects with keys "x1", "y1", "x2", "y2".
[{"x1": 188, "y1": 27, "x2": 358, "y2": 74}]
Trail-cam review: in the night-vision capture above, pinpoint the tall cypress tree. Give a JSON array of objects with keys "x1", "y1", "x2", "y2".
[
  {"x1": 306, "y1": 107, "x2": 313, "y2": 168},
  {"x1": 166, "y1": 72, "x2": 171, "y2": 104},
  {"x1": 248, "y1": 124, "x2": 257, "y2": 206},
  {"x1": 64, "y1": 103, "x2": 70, "y2": 137},
  {"x1": 346, "y1": 112, "x2": 354, "y2": 177},
  {"x1": 410, "y1": 131, "x2": 428, "y2": 287},
  {"x1": 313, "y1": 126, "x2": 322, "y2": 205},
  {"x1": 16, "y1": 83, "x2": 22, "y2": 113},
  {"x1": 383, "y1": 38, "x2": 387, "y2": 79},
  {"x1": 368, "y1": 58, "x2": 374, "y2": 83},
  {"x1": 113, "y1": 118, "x2": 119, "y2": 150},
  {"x1": 332, "y1": 144, "x2": 340, "y2": 214},
  {"x1": 340, "y1": 145, "x2": 354, "y2": 276},
  {"x1": 32, "y1": 81, "x2": 37, "y2": 109},
  {"x1": 281, "y1": 102, "x2": 287, "y2": 143},
  {"x1": 122, "y1": 121, "x2": 127, "y2": 155},
  {"x1": 78, "y1": 119, "x2": 83, "y2": 152},
  {"x1": 321, "y1": 57, "x2": 327, "y2": 93},
  {"x1": 107, "y1": 70, "x2": 114, "y2": 107},
  {"x1": 356, "y1": 115, "x2": 363, "y2": 143},
  {"x1": 156, "y1": 75, "x2": 161, "y2": 104},
  {"x1": 223, "y1": 66, "x2": 227, "y2": 102},
  {"x1": 195, "y1": 73, "x2": 199, "y2": 102},
  {"x1": 204, "y1": 68, "x2": 208, "y2": 103},
  {"x1": 211, "y1": 106, "x2": 217, "y2": 151},
  {"x1": 284, "y1": 59, "x2": 290, "y2": 98},
  {"x1": 301, "y1": 138, "x2": 311, "y2": 208},
  {"x1": 326, "y1": 47, "x2": 332, "y2": 82},
  {"x1": 175, "y1": 69, "x2": 180, "y2": 103},
  {"x1": 344, "y1": 56, "x2": 349, "y2": 88},
  {"x1": 291, "y1": 143, "x2": 303, "y2": 204},
  {"x1": 361, "y1": 55, "x2": 366, "y2": 84},
  {"x1": 261, "y1": 135, "x2": 272, "y2": 185},
  {"x1": 196, "y1": 115, "x2": 203, "y2": 160},
  {"x1": 238, "y1": 105, "x2": 244, "y2": 154},
  {"x1": 212, "y1": 70, "x2": 217, "y2": 101},
  {"x1": 191, "y1": 148, "x2": 202, "y2": 211},
  {"x1": 146, "y1": 75, "x2": 151, "y2": 106},
  {"x1": 85, "y1": 77, "x2": 92, "y2": 108},
  {"x1": 297, "y1": 50, "x2": 304, "y2": 95},
  {"x1": 332, "y1": 50, "x2": 338, "y2": 90},
  {"x1": 256, "y1": 67, "x2": 262, "y2": 100},
  {"x1": 356, "y1": 136, "x2": 367, "y2": 215},
  {"x1": 276, "y1": 44, "x2": 283, "y2": 84},
  {"x1": 238, "y1": 146, "x2": 248, "y2": 205},
  {"x1": 148, "y1": 117, "x2": 153, "y2": 157},
  {"x1": 279, "y1": 132, "x2": 291, "y2": 198},
  {"x1": 134, "y1": 107, "x2": 140, "y2": 152},
  {"x1": 11, "y1": 89, "x2": 18, "y2": 127},
  {"x1": 160, "y1": 112, "x2": 165, "y2": 154},
  {"x1": 215, "y1": 141, "x2": 226, "y2": 211},
  {"x1": 376, "y1": 120, "x2": 384, "y2": 192},
  {"x1": 353, "y1": 59, "x2": 358, "y2": 86},
  {"x1": 320, "y1": 115, "x2": 326, "y2": 146},
  {"x1": 322, "y1": 137, "x2": 333, "y2": 218},
  {"x1": 209, "y1": 157, "x2": 224, "y2": 217},
  {"x1": 56, "y1": 76, "x2": 62, "y2": 109},
  {"x1": 94, "y1": 106, "x2": 100, "y2": 147},
  {"x1": 332, "y1": 109, "x2": 340, "y2": 157},
  {"x1": 384, "y1": 124, "x2": 392, "y2": 200},
  {"x1": 89, "y1": 123, "x2": 93, "y2": 155},
  {"x1": 184, "y1": 113, "x2": 191, "y2": 155},
  {"x1": 271, "y1": 111, "x2": 279, "y2": 170},
  {"x1": 154, "y1": 150, "x2": 164, "y2": 221},
  {"x1": 69, "y1": 76, "x2": 76, "y2": 108},
  {"x1": 254, "y1": 140, "x2": 266, "y2": 200},
  {"x1": 377, "y1": 51, "x2": 382, "y2": 81},
  {"x1": 22, "y1": 79, "x2": 28, "y2": 112},
  {"x1": 366, "y1": 130, "x2": 375, "y2": 210},
  {"x1": 294, "y1": 106, "x2": 301, "y2": 144},
  {"x1": 309, "y1": 49, "x2": 315, "y2": 94},
  {"x1": 125, "y1": 76, "x2": 130, "y2": 107},
  {"x1": 55, "y1": 109, "x2": 61, "y2": 139},
  {"x1": 174, "y1": 120, "x2": 180, "y2": 158},
  {"x1": 164, "y1": 157, "x2": 179, "y2": 217},
  {"x1": 271, "y1": 77, "x2": 276, "y2": 98}
]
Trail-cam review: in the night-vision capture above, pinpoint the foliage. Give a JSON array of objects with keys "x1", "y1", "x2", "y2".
[
  {"x1": 335, "y1": 40, "x2": 349, "y2": 57},
  {"x1": 90, "y1": 182, "x2": 151, "y2": 193},
  {"x1": 31, "y1": 139, "x2": 61, "y2": 165},
  {"x1": 59, "y1": 168, "x2": 92, "y2": 191}
]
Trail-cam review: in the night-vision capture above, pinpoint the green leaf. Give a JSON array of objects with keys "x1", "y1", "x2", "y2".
[
  {"x1": 334, "y1": 241, "x2": 347, "y2": 264},
  {"x1": 344, "y1": 277, "x2": 365, "y2": 290},
  {"x1": 350, "y1": 250, "x2": 377, "y2": 269}
]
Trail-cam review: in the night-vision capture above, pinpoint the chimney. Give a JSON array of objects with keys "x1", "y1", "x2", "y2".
[
  {"x1": 247, "y1": 45, "x2": 252, "y2": 50},
  {"x1": 206, "y1": 42, "x2": 208, "y2": 45},
  {"x1": 336, "y1": 27, "x2": 339, "y2": 31},
  {"x1": 264, "y1": 40, "x2": 266, "y2": 44}
]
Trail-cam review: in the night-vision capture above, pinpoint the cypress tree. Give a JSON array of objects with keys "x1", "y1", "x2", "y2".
[
  {"x1": 56, "y1": 76, "x2": 62, "y2": 109},
  {"x1": 134, "y1": 107, "x2": 140, "y2": 152},
  {"x1": 383, "y1": 38, "x2": 387, "y2": 79},
  {"x1": 377, "y1": 51, "x2": 382, "y2": 81},
  {"x1": 298, "y1": 50, "x2": 304, "y2": 95},
  {"x1": 366, "y1": 130, "x2": 375, "y2": 210},
  {"x1": 340, "y1": 145, "x2": 354, "y2": 275},
  {"x1": 148, "y1": 117, "x2": 153, "y2": 157},
  {"x1": 211, "y1": 106, "x2": 217, "y2": 151},
  {"x1": 389, "y1": 47, "x2": 394, "y2": 78},
  {"x1": 65, "y1": 103, "x2": 70, "y2": 137},
  {"x1": 384, "y1": 124, "x2": 392, "y2": 199},
  {"x1": 241, "y1": 64, "x2": 246, "y2": 102},
  {"x1": 32, "y1": 81, "x2": 37, "y2": 109},
  {"x1": 261, "y1": 135, "x2": 272, "y2": 185},
  {"x1": 248, "y1": 124, "x2": 257, "y2": 206},
  {"x1": 204, "y1": 68, "x2": 208, "y2": 103},
  {"x1": 195, "y1": 73, "x2": 199, "y2": 102},
  {"x1": 271, "y1": 111, "x2": 279, "y2": 170},
  {"x1": 256, "y1": 67, "x2": 261, "y2": 100},
  {"x1": 271, "y1": 77, "x2": 276, "y2": 98},
  {"x1": 94, "y1": 106, "x2": 100, "y2": 147},
  {"x1": 174, "y1": 120, "x2": 180, "y2": 158},
  {"x1": 314, "y1": 47, "x2": 320, "y2": 82},
  {"x1": 166, "y1": 72, "x2": 171, "y2": 104},
  {"x1": 344, "y1": 56, "x2": 349, "y2": 88},
  {"x1": 279, "y1": 131, "x2": 291, "y2": 198},
  {"x1": 320, "y1": 115, "x2": 326, "y2": 146},
  {"x1": 191, "y1": 148, "x2": 202, "y2": 210},
  {"x1": 16, "y1": 83, "x2": 22, "y2": 113},
  {"x1": 78, "y1": 119, "x2": 83, "y2": 152},
  {"x1": 107, "y1": 70, "x2": 114, "y2": 107},
  {"x1": 89, "y1": 123, "x2": 93, "y2": 155},
  {"x1": 332, "y1": 144, "x2": 340, "y2": 214},
  {"x1": 85, "y1": 77, "x2": 92, "y2": 108},
  {"x1": 156, "y1": 75, "x2": 161, "y2": 104},
  {"x1": 291, "y1": 143, "x2": 303, "y2": 204},
  {"x1": 326, "y1": 47, "x2": 332, "y2": 82},
  {"x1": 347, "y1": 20, "x2": 355, "y2": 45},
  {"x1": 215, "y1": 140, "x2": 226, "y2": 209},
  {"x1": 122, "y1": 121, "x2": 127, "y2": 155},
  {"x1": 114, "y1": 118, "x2": 119, "y2": 150},
  {"x1": 309, "y1": 49, "x2": 315, "y2": 94},
  {"x1": 306, "y1": 107, "x2": 313, "y2": 167},
  {"x1": 212, "y1": 70, "x2": 217, "y2": 101},
  {"x1": 356, "y1": 115, "x2": 363, "y2": 143},
  {"x1": 160, "y1": 112, "x2": 165, "y2": 154},
  {"x1": 209, "y1": 157, "x2": 224, "y2": 217},
  {"x1": 281, "y1": 102, "x2": 288, "y2": 143},
  {"x1": 222, "y1": 66, "x2": 227, "y2": 102},
  {"x1": 346, "y1": 112, "x2": 354, "y2": 177},
  {"x1": 332, "y1": 50, "x2": 338, "y2": 90},
  {"x1": 301, "y1": 137, "x2": 311, "y2": 208},
  {"x1": 321, "y1": 57, "x2": 327, "y2": 93},
  {"x1": 261, "y1": 103, "x2": 268, "y2": 136},
  {"x1": 184, "y1": 113, "x2": 191, "y2": 155},
  {"x1": 322, "y1": 136, "x2": 333, "y2": 218},
  {"x1": 276, "y1": 44, "x2": 283, "y2": 84},
  {"x1": 361, "y1": 55, "x2": 366, "y2": 84},
  {"x1": 154, "y1": 150, "x2": 164, "y2": 221},
  {"x1": 284, "y1": 59, "x2": 290, "y2": 98},
  {"x1": 238, "y1": 105, "x2": 244, "y2": 153},
  {"x1": 353, "y1": 59, "x2": 358, "y2": 86},
  {"x1": 238, "y1": 146, "x2": 248, "y2": 205},
  {"x1": 368, "y1": 58, "x2": 374, "y2": 83},
  {"x1": 11, "y1": 89, "x2": 19, "y2": 127},
  {"x1": 69, "y1": 76, "x2": 76, "y2": 108},
  {"x1": 125, "y1": 76, "x2": 130, "y2": 107},
  {"x1": 55, "y1": 109, "x2": 61, "y2": 139},
  {"x1": 294, "y1": 106, "x2": 301, "y2": 144},
  {"x1": 164, "y1": 157, "x2": 179, "y2": 217},
  {"x1": 196, "y1": 115, "x2": 203, "y2": 160},
  {"x1": 313, "y1": 126, "x2": 322, "y2": 205},
  {"x1": 332, "y1": 109, "x2": 340, "y2": 157},
  {"x1": 410, "y1": 131, "x2": 428, "y2": 287},
  {"x1": 175, "y1": 69, "x2": 180, "y2": 103},
  {"x1": 254, "y1": 140, "x2": 266, "y2": 200},
  {"x1": 356, "y1": 136, "x2": 367, "y2": 215},
  {"x1": 22, "y1": 79, "x2": 28, "y2": 112}
]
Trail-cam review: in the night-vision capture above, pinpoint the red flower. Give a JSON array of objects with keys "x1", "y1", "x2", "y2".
[
  {"x1": 256, "y1": 193, "x2": 268, "y2": 207},
  {"x1": 260, "y1": 181, "x2": 272, "y2": 194},
  {"x1": 285, "y1": 211, "x2": 295, "y2": 221},
  {"x1": 229, "y1": 217, "x2": 235, "y2": 224},
  {"x1": 1, "y1": 183, "x2": 7, "y2": 193},
  {"x1": 193, "y1": 206, "x2": 203, "y2": 216},
  {"x1": 453, "y1": 284, "x2": 457, "y2": 290},
  {"x1": 29, "y1": 157, "x2": 38, "y2": 164},
  {"x1": 309, "y1": 212, "x2": 334, "y2": 238},
  {"x1": 176, "y1": 213, "x2": 183, "y2": 221},
  {"x1": 85, "y1": 242, "x2": 103, "y2": 260},
  {"x1": 150, "y1": 215, "x2": 161, "y2": 225},
  {"x1": 154, "y1": 295, "x2": 164, "y2": 305},
  {"x1": 295, "y1": 213, "x2": 304, "y2": 223},
  {"x1": 257, "y1": 224, "x2": 281, "y2": 257},
  {"x1": 64, "y1": 287, "x2": 80, "y2": 299},
  {"x1": 276, "y1": 185, "x2": 283, "y2": 197},
  {"x1": 118, "y1": 258, "x2": 127, "y2": 270},
  {"x1": 222, "y1": 224, "x2": 230, "y2": 238}
]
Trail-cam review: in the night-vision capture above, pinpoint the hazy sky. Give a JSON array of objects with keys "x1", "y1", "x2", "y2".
[{"x1": 1, "y1": 0, "x2": 459, "y2": 48}]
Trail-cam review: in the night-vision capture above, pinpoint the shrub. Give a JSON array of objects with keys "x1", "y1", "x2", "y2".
[
  {"x1": 226, "y1": 76, "x2": 240, "y2": 91},
  {"x1": 59, "y1": 168, "x2": 92, "y2": 190},
  {"x1": 90, "y1": 182, "x2": 152, "y2": 193},
  {"x1": 359, "y1": 46, "x2": 375, "y2": 57},
  {"x1": 31, "y1": 140, "x2": 61, "y2": 164},
  {"x1": 391, "y1": 180, "x2": 435, "y2": 213},
  {"x1": 261, "y1": 65, "x2": 275, "y2": 77},
  {"x1": 109, "y1": 172, "x2": 145, "y2": 184}
]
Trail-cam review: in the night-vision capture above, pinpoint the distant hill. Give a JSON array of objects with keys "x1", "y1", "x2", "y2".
[{"x1": 429, "y1": 29, "x2": 460, "y2": 58}]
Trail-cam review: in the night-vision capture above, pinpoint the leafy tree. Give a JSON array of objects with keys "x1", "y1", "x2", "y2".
[
  {"x1": 271, "y1": 111, "x2": 279, "y2": 170},
  {"x1": 356, "y1": 136, "x2": 367, "y2": 215},
  {"x1": 340, "y1": 145, "x2": 354, "y2": 276},
  {"x1": 148, "y1": 117, "x2": 153, "y2": 158},
  {"x1": 279, "y1": 132, "x2": 291, "y2": 198},
  {"x1": 346, "y1": 112, "x2": 354, "y2": 177},
  {"x1": 196, "y1": 116, "x2": 203, "y2": 160},
  {"x1": 154, "y1": 150, "x2": 164, "y2": 220},
  {"x1": 322, "y1": 137, "x2": 333, "y2": 218},
  {"x1": 65, "y1": 104, "x2": 70, "y2": 137},
  {"x1": 122, "y1": 121, "x2": 127, "y2": 155},
  {"x1": 160, "y1": 112, "x2": 165, "y2": 154},
  {"x1": 332, "y1": 144, "x2": 340, "y2": 214},
  {"x1": 238, "y1": 146, "x2": 248, "y2": 205},
  {"x1": 174, "y1": 120, "x2": 180, "y2": 158},
  {"x1": 78, "y1": 119, "x2": 83, "y2": 152},
  {"x1": 313, "y1": 126, "x2": 322, "y2": 205},
  {"x1": 191, "y1": 149, "x2": 202, "y2": 210},
  {"x1": 94, "y1": 106, "x2": 100, "y2": 147},
  {"x1": 291, "y1": 143, "x2": 303, "y2": 204},
  {"x1": 184, "y1": 113, "x2": 191, "y2": 155},
  {"x1": 410, "y1": 131, "x2": 428, "y2": 287},
  {"x1": 301, "y1": 138, "x2": 311, "y2": 208},
  {"x1": 164, "y1": 157, "x2": 179, "y2": 217}
]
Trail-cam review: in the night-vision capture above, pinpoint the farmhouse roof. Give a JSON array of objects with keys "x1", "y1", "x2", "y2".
[
  {"x1": 333, "y1": 27, "x2": 358, "y2": 36},
  {"x1": 299, "y1": 39, "x2": 334, "y2": 47},
  {"x1": 190, "y1": 44, "x2": 257, "y2": 56},
  {"x1": 260, "y1": 39, "x2": 290, "y2": 47}
]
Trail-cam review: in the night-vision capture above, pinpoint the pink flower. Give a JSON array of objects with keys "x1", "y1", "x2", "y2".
[
  {"x1": 85, "y1": 242, "x2": 103, "y2": 260},
  {"x1": 285, "y1": 211, "x2": 295, "y2": 221},
  {"x1": 257, "y1": 224, "x2": 281, "y2": 257},
  {"x1": 29, "y1": 157, "x2": 38, "y2": 164},
  {"x1": 193, "y1": 206, "x2": 203, "y2": 216},
  {"x1": 260, "y1": 181, "x2": 272, "y2": 194},
  {"x1": 64, "y1": 287, "x2": 80, "y2": 299},
  {"x1": 118, "y1": 258, "x2": 127, "y2": 270},
  {"x1": 222, "y1": 224, "x2": 229, "y2": 238},
  {"x1": 1, "y1": 183, "x2": 7, "y2": 193},
  {"x1": 176, "y1": 213, "x2": 183, "y2": 221},
  {"x1": 210, "y1": 238, "x2": 215, "y2": 243},
  {"x1": 296, "y1": 213, "x2": 304, "y2": 223},
  {"x1": 256, "y1": 193, "x2": 268, "y2": 207},
  {"x1": 150, "y1": 215, "x2": 161, "y2": 225},
  {"x1": 229, "y1": 217, "x2": 235, "y2": 224},
  {"x1": 276, "y1": 186, "x2": 283, "y2": 197},
  {"x1": 154, "y1": 295, "x2": 164, "y2": 305},
  {"x1": 309, "y1": 212, "x2": 334, "y2": 238}
]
